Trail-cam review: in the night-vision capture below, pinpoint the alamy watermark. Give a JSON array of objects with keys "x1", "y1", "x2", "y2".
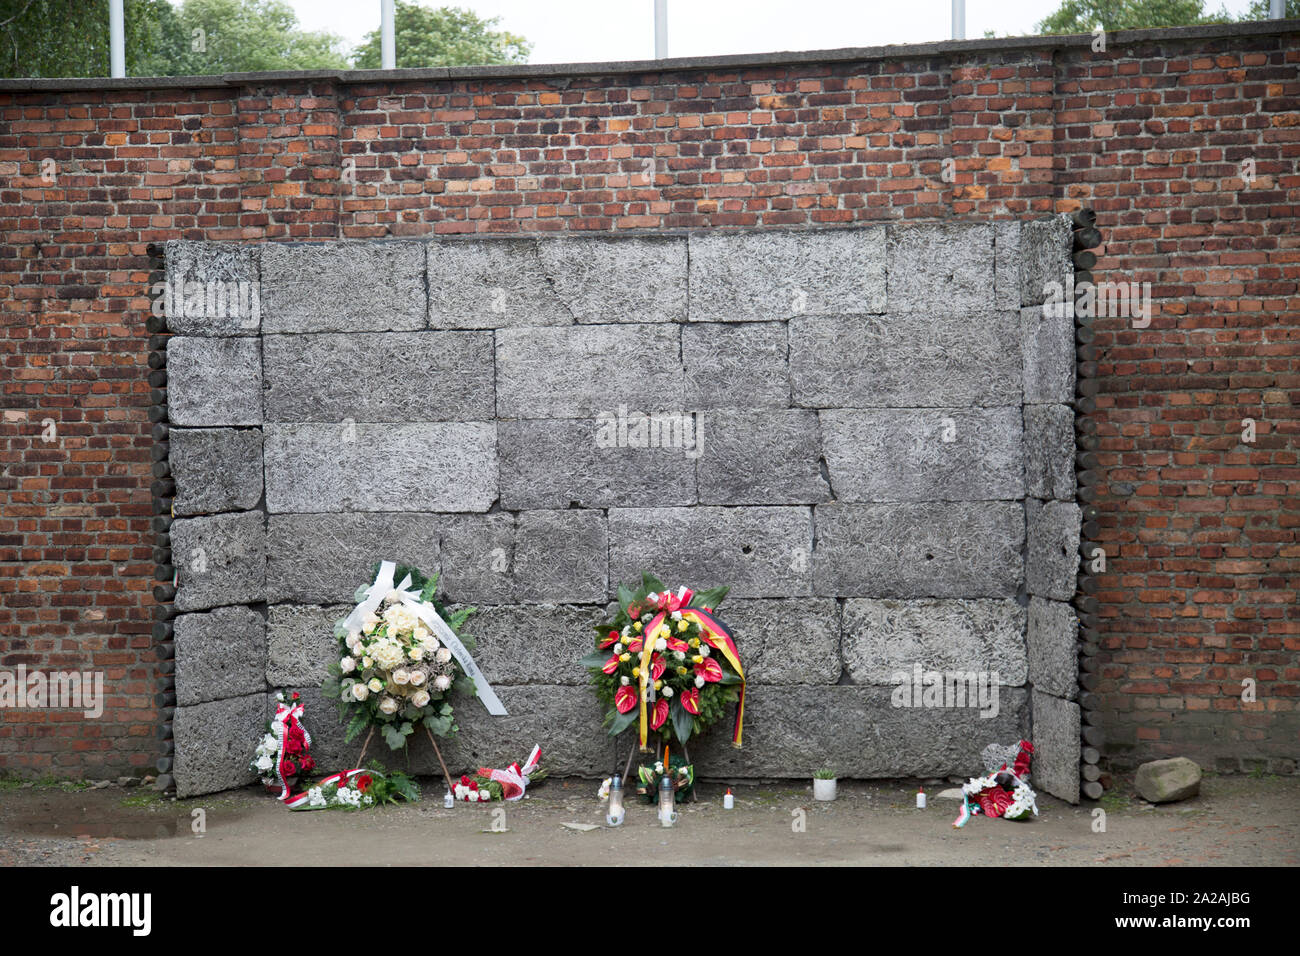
[
  {"x1": 1043, "y1": 274, "x2": 1152, "y2": 327},
  {"x1": 0, "y1": 666, "x2": 104, "y2": 718},
  {"x1": 594, "y1": 404, "x2": 704, "y2": 458},
  {"x1": 890, "y1": 663, "x2": 1000, "y2": 718},
  {"x1": 150, "y1": 276, "x2": 260, "y2": 327}
]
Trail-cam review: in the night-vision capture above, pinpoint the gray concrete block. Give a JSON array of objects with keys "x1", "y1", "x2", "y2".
[
  {"x1": 169, "y1": 427, "x2": 263, "y2": 516},
  {"x1": 841, "y1": 598, "x2": 1027, "y2": 685},
  {"x1": 688, "y1": 227, "x2": 886, "y2": 321},
  {"x1": 260, "y1": 241, "x2": 425, "y2": 333},
  {"x1": 173, "y1": 692, "x2": 266, "y2": 797},
  {"x1": 993, "y1": 220, "x2": 1021, "y2": 313},
  {"x1": 173, "y1": 606, "x2": 267, "y2": 706},
  {"x1": 1026, "y1": 499, "x2": 1081, "y2": 601},
  {"x1": 167, "y1": 337, "x2": 263, "y2": 427},
  {"x1": 814, "y1": 502, "x2": 1024, "y2": 598},
  {"x1": 1020, "y1": 214, "x2": 1072, "y2": 307},
  {"x1": 1021, "y1": 305, "x2": 1076, "y2": 404},
  {"x1": 1024, "y1": 404, "x2": 1076, "y2": 501},
  {"x1": 682, "y1": 322, "x2": 791, "y2": 409},
  {"x1": 790, "y1": 313, "x2": 1022, "y2": 408},
  {"x1": 454, "y1": 603, "x2": 603, "y2": 686},
  {"x1": 512, "y1": 510, "x2": 608, "y2": 604},
  {"x1": 537, "y1": 235, "x2": 687, "y2": 323},
  {"x1": 171, "y1": 511, "x2": 266, "y2": 612},
  {"x1": 1027, "y1": 597, "x2": 1078, "y2": 700},
  {"x1": 820, "y1": 407, "x2": 1024, "y2": 502},
  {"x1": 266, "y1": 603, "x2": 348, "y2": 689},
  {"x1": 498, "y1": 417, "x2": 697, "y2": 510},
  {"x1": 436, "y1": 513, "x2": 518, "y2": 605},
  {"x1": 690, "y1": 685, "x2": 1030, "y2": 778},
  {"x1": 428, "y1": 238, "x2": 571, "y2": 328},
  {"x1": 886, "y1": 222, "x2": 994, "y2": 314},
  {"x1": 263, "y1": 422, "x2": 497, "y2": 513},
  {"x1": 696, "y1": 409, "x2": 831, "y2": 505},
  {"x1": 715, "y1": 598, "x2": 841, "y2": 684},
  {"x1": 496, "y1": 324, "x2": 683, "y2": 418},
  {"x1": 162, "y1": 240, "x2": 261, "y2": 336},
  {"x1": 263, "y1": 332, "x2": 494, "y2": 422},
  {"x1": 1031, "y1": 689, "x2": 1081, "y2": 803},
  {"x1": 609, "y1": 506, "x2": 814, "y2": 599},
  {"x1": 265, "y1": 513, "x2": 442, "y2": 604}
]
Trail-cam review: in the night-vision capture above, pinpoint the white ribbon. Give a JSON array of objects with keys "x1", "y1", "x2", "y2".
[{"x1": 343, "y1": 561, "x2": 507, "y2": 716}]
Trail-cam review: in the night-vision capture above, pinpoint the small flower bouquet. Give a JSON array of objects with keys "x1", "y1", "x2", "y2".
[
  {"x1": 287, "y1": 767, "x2": 420, "y2": 811},
  {"x1": 953, "y1": 739, "x2": 1037, "y2": 827},
  {"x1": 250, "y1": 690, "x2": 316, "y2": 797},
  {"x1": 636, "y1": 759, "x2": 695, "y2": 805},
  {"x1": 580, "y1": 572, "x2": 745, "y2": 752},
  {"x1": 453, "y1": 746, "x2": 545, "y2": 802}
]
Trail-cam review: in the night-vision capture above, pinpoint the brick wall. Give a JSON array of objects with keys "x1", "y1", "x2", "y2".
[{"x1": 1, "y1": 21, "x2": 1296, "y2": 779}]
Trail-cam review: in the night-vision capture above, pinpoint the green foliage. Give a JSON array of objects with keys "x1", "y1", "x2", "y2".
[
  {"x1": 1241, "y1": 0, "x2": 1299, "y2": 16},
  {"x1": 1037, "y1": 0, "x2": 1233, "y2": 33},
  {"x1": 814, "y1": 767, "x2": 837, "y2": 780},
  {"x1": 352, "y1": 2, "x2": 530, "y2": 69}
]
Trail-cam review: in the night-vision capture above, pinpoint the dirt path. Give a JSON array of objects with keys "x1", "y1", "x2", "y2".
[{"x1": 1, "y1": 774, "x2": 1296, "y2": 867}]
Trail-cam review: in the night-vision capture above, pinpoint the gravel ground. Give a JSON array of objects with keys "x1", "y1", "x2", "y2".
[{"x1": 1, "y1": 774, "x2": 1296, "y2": 867}]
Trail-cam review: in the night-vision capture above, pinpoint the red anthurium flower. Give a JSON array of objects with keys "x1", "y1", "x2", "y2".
[
  {"x1": 650, "y1": 654, "x2": 666, "y2": 680},
  {"x1": 599, "y1": 630, "x2": 618, "y2": 649},
  {"x1": 650, "y1": 698, "x2": 670, "y2": 730},
  {"x1": 680, "y1": 687, "x2": 701, "y2": 715},
  {"x1": 695, "y1": 657, "x2": 723, "y2": 683},
  {"x1": 627, "y1": 603, "x2": 641, "y2": 618},
  {"x1": 602, "y1": 653, "x2": 620, "y2": 675},
  {"x1": 627, "y1": 637, "x2": 643, "y2": 653},
  {"x1": 615, "y1": 685, "x2": 637, "y2": 714},
  {"x1": 666, "y1": 637, "x2": 689, "y2": 653}
]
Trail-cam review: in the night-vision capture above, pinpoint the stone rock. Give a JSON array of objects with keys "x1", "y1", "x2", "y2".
[
  {"x1": 1023, "y1": 404, "x2": 1076, "y2": 500},
  {"x1": 690, "y1": 685, "x2": 1030, "y2": 778},
  {"x1": 265, "y1": 513, "x2": 442, "y2": 604},
  {"x1": 166, "y1": 337, "x2": 263, "y2": 427},
  {"x1": 537, "y1": 235, "x2": 687, "y2": 323},
  {"x1": 688, "y1": 227, "x2": 886, "y2": 321},
  {"x1": 1026, "y1": 499, "x2": 1081, "y2": 600},
  {"x1": 495, "y1": 324, "x2": 683, "y2": 418},
  {"x1": 814, "y1": 502, "x2": 1024, "y2": 598},
  {"x1": 263, "y1": 332, "x2": 494, "y2": 422},
  {"x1": 512, "y1": 510, "x2": 608, "y2": 604},
  {"x1": 789, "y1": 313, "x2": 1022, "y2": 409},
  {"x1": 428, "y1": 238, "x2": 571, "y2": 328},
  {"x1": 498, "y1": 418, "x2": 697, "y2": 510},
  {"x1": 1019, "y1": 215, "x2": 1072, "y2": 307},
  {"x1": 609, "y1": 506, "x2": 814, "y2": 599},
  {"x1": 266, "y1": 604, "x2": 348, "y2": 688},
  {"x1": 886, "y1": 222, "x2": 994, "y2": 314},
  {"x1": 117, "y1": 776, "x2": 141, "y2": 787},
  {"x1": 173, "y1": 692, "x2": 266, "y2": 797},
  {"x1": 1027, "y1": 597, "x2": 1078, "y2": 700},
  {"x1": 436, "y1": 513, "x2": 518, "y2": 605},
  {"x1": 261, "y1": 241, "x2": 425, "y2": 333},
  {"x1": 162, "y1": 240, "x2": 261, "y2": 336},
  {"x1": 169, "y1": 427, "x2": 263, "y2": 516},
  {"x1": 1031, "y1": 690, "x2": 1080, "y2": 803},
  {"x1": 716, "y1": 598, "x2": 841, "y2": 684},
  {"x1": 993, "y1": 220, "x2": 1021, "y2": 313},
  {"x1": 936, "y1": 787, "x2": 965, "y2": 800},
  {"x1": 682, "y1": 322, "x2": 791, "y2": 409},
  {"x1": 453, "y1": 604, "x2": 603, "y2": 685},
  {"x1": 170, "y1": 511, "x2": 266, "y2": 612},
  {"x1": 841, "y1": 598, "x2": 1027, "y2": 685},
  {"x1": 695, "y1": 409, "x2": 830, "y2": 505},
  {"x1": 173, "y1": 606, "x2": 267, "y2": 706},
  {"x1": 1135, "y1": 757, "x2": 1203, "y2": 803},
  {"x1": 1021, "y1": 304, "x2": 1076, "y2": 404},
  {"x1": 262, "y1": 422, "x2": 497, "y2": 513},
  {"x1": 820, "y1": 407, "x2": 1024, "y2": 502}
]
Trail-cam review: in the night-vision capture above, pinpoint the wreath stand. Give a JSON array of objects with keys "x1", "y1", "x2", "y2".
[{"x1": 355, "y1": 724, "x2": 456, "y2": 797}]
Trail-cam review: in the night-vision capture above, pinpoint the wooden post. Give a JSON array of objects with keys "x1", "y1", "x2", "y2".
[
  {"x1": 423, "y1": 725, "x2": 455, "y2": 796},
  {"x1": 356, "y1": 726, "x2": 375, "y2": 768}
]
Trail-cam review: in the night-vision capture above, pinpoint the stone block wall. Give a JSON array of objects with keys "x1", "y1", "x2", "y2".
[{"x1": 164, "y1": 219, "x2": 1082, "y2": 799}]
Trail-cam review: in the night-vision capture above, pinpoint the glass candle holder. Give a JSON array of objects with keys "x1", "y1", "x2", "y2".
[
  {"x1": 605, "y1": 774, "x2": 625, "y2": 827},
  {"x1": 658, "y1": 775, "x2": 677, "y2": 827}
]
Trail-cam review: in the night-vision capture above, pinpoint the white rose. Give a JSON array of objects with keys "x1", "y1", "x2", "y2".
[
  {"x1": 367, "y1": 678, "x2": 383, "y2": 693},
  {"x1": 409, "y1": 669, "x2": 427, "y2": 686},
  {"x1": 351, "y1": 683, "x2": 370, "y2": 701},
  {"x1": 340, "y1": 656, "x2": 356, "y2": 673},
  {"x1": 361, "y1": 656, "x2": 373, "y2": 669},
  {"x1": 423, "y1": 635, "x2": 441, "y2": 653},
  {"x1": 412, "y1": 625, "x2": 430, "y2": 643},
  {"x1": 262, "y1": 733, "x2": 277, "y2": 750},
  {"x1": 663, "y1": 686, "x2": 674, "y2": 697},
  {"x1": 256, "y1": 754, "x2": 273, "y2": 771},
  {"x1": 379, "y1": 696, "x2": 400, "y2": 715},
  {"x1": 412, "y1": 690, "x2": 431, "y2": 708},
  {"x1": 361, "y1": 612, "x2": 380, "y2": 634},
  {"x1": 434, "y1": 674, "x2": 452, "y2": 692},
  {"x1": 695, "y1": 676, "x2": 705, "y2": 688},
  {"x1": 392, "y1": 668, "x2": 410, "y2": 685},
  {"x1": 435, "y1": 648, "x2": 452, "y2": 664}
]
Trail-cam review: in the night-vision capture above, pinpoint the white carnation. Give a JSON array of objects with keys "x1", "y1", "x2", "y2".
[
  {"x1": 694, "y1": 676, "x2": 705, "y2": 688},
  {"x1": 663, "y1": 686, "x2": 674, "y2": 697}
]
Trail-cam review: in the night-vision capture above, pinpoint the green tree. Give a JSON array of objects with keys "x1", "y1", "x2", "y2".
[
  {"x1": 1037, "y1": 0, "x2": 1232, "y2": 33},
  {"x1": 352, "y1": 2, "x2": 529, "y2": 69},
  {"x1": 162, "y1": 0, "x2": 349, "y2": 74},
  {"x1": 1, "y1": 0, "x2": 176, "y2": 77},
  {"x1": 1239, "y1": 0, "x2": 1299, "y2": 17}
]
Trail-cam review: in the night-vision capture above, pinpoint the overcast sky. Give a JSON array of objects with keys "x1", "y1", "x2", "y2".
[{"x1": 283, "y1": 0, "x2": 1261, "y2": 65}]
